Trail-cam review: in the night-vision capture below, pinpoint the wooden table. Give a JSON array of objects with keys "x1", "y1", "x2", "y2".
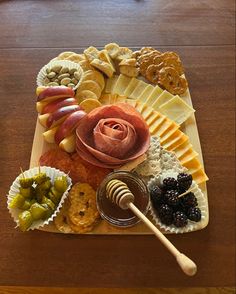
[{"x1": 0, "y1": 0, "x2": 235, "y2": 288}]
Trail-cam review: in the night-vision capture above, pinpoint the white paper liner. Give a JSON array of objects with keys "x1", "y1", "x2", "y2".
[
  {"x1": 7, "y1": 166, "x2": 72, "y2": 231},
  {"x1": 148, "y1": 170, "x2": 208, "y2": 234},
  {"x1": 36, "y1": 60, "x2": 84, "y2": 90}
]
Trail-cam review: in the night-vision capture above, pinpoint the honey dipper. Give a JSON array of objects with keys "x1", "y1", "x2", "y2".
[{"x1": 106, "y1": 179, "x2": 197, "y2": 276}]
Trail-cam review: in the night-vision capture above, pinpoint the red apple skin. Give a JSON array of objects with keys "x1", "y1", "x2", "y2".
[
  {"x1": 54, "y1": 110, "x2": 86, "y2": 144},
  {"x1": 46, "y1": 105, "x2": 81, "y2": 128},
  {"x1": 37, "y1": 86, "x2": 75, "y2": 102},
  {"x1": 42, "y1": 97, "x2": 78, "y2": 114}
]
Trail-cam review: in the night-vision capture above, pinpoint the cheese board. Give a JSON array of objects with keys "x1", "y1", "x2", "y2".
[{"x1": 8, "y1": 44, "x2": 209, "y2": 234}]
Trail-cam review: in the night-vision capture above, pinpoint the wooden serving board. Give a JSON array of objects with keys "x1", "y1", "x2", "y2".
[{"x1": 30, "y1": 86, "x2": 209, "y2": 235}]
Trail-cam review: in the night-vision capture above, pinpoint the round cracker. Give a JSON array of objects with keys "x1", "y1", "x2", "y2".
[
  {"x1": 77, "y1": 80, "x2": 102, "y2": 98},
  {"x1": 82, "y1": 70, "x2": 105, "y2": 90},
  {"x1": 79, "y1": 98, "x2": 102, "y2": 113},
  {"x1": 75, "y1": 90, "x2": 98, "y2": 103}
]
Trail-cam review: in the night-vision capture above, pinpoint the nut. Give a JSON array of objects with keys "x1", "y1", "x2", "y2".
[
  {"x1": 48, "y1": 82, "x2": 59, "y2": 86},
  {"x1": 69, "y1": 68, "x2": 77, "y2": 75},
  {"x1": 47, "y1": 72, "x2": 56, "y2": 79},
  {"x1": 61, "y1": 77, "x2": 71, "y2": 85},
  {"x1": 67, "y1": 83, "x2": 75, "y2": 88},
  {"x1": 51, "y1": 65, "x2": 62, "y2": 73},
  {"x1": 58, "y1": 73, "x2": 70, "y2": 81},
  {"x1": 60, "y1": 67, "x2": 69, "y2": 74},
  {"x1": 74, "y1": 71, "x2": 81, "y2": 80},
  {"x1": 71, "y1": 78, "x2": 78, "y2": 84}
]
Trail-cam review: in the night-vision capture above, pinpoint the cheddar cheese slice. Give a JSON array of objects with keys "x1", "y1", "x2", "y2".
[
  {"x1": 112, "y1": 74, "x2": 131, "y2": 95},
  {"x1": 174, "y1": 141, "x2": 193, "y2": 159},
  {"x1": 145, "y1": 86, "x2": 163, "y2": 106},
  {"x1": 109, "y1": 94, "x2": 118, "y2": 104},
  {"x1": 182, "y1": 157, "x2": 202, "y2": 173},
  {"x1": 124, "y1": 78, "x2": 139, "y2": 97},
  {"x1": 115, "y1": 95, "x2": 127, "y2": 103},
  {"x1": 179, "y1": 149, "x2": 199, "y2": 165},
  {"x1": 129, "y1": 80, "x2": 148, "y2": 99},
  {"x1": 140, "y1": 104, "x2": 153, "y2": 120},
  {"x1": 135, "y1": 100, "x2": 148, "y2": 113},
  {"x1": 191, "y1": 168, "x2": 209, "y2": 184},
  {"x1": 152, "y1": 90, "x2": 174, "y2": 110},
  {"x1": 146, "y1": 111, "x2": 162, "y2": 127},
  {"x1": 138, "y1": 84, "x2": 155, "y2": 102},
  {"x1": 163, "y1": 130, "x2": 189, "y2": 151},
  {"x1": 160, "y1": 122, "x2": 180, "y2": 144}
]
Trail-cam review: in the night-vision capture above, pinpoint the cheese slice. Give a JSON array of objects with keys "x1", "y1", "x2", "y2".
[
  {"x1": 191, "y1": 168, "x2": 209, "y2": 184},
  {"x1": 115, "y1": 95, "x2": 127, "y2": 103},
  {"x1": 135, "y1": 100, "x2": 147, "y2": 113},
  {"x1": 149, "y1": 117, "x2": 169, "y2": 136},
  {"x1": 159, "y1": 95, "x2": 195, "y2": 125},
  {"x1": 163, "y1": 131, "x2": 189, "y2": 151},
  {"x1": 180, "y1": 149, "x2": 199, "y2": 165},
  {"x1": 145, "y1": 86, "x2": 163, "y2": 106},
  {"x1": 124, "y1": 78, "x2": 139, "y2": 97},
  {"x1": 152, "y1": 90, "x2": 174, "y2": 110},
  {"x1": 109, "y1": 94, "x2": 118, "y2": 104},
  {"x1": 112, "y1": 74, "x2": 131, "y2": 95},
  {"x1": 138, "y1": 84, "x2": 155, "y2": 102},
  {"x1": 160, "y1": 122, "x2": 180, "y2": 144},
  {"x1": 151, "y1": 118, "x2": 173, "y2": 137},
  {"x1": 146, "y1": 111, "x2": 162, "y2": 127},
  {"x1": 140, "y1": 105, "x2": 153, "y2": 120},
  {"x1": 129, "y1": 80, "x2": 148, "y2": 99},
  {"x1": 174, "y1": 141, "x2": 193, "y2": 159},
  {"x1": 182, "y1": 157, "x2": 202, "y2": 173},
  {"x1": 105, "y1": 75, "x2": 119, "y2": 93},
  {"x1": 99, "y1": 94, "x2": 111, "y2": 105},
  {"x1": 125, "y1": 98, "x2": 137, "y2": 107}
]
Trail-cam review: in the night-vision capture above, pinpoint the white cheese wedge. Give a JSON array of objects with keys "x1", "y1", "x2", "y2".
[
  {"x1": 124, "y1": 78, "x2": 139, "y2": 97},
  {"x1": 152, "y1": 90, "x2": 174, "y2": 110},
  {"x1": 135, "y1": 100, "x2": 148, "y2": 113},
  {"x1": 125, "y1": 98, "x2": 137, "y2": 107},
  {"x1": 115, "y1": 95, "x2": 127, "y2": 103},
  {"x1": 129, "y1": 80, "x2": 148, "y2": 100},
  {"x1": 105, "y1": 75, "x2": 119, "y2": 93},
  {"x1": 145, "y1": 85, "x2": 163, "y2": 106},
  {"x1": 141, "y1": 106, "x2": 154, "y2": 120},
  {"x1": 146, "y1": 111, "x2": 162, "y2": 127},
  {"x1": 112, "y1": 74, "x2": 131, "y2": 95},
  {"x1": 138, "y1": 84, "x2": 155, "y2": 102},
  {"x1": 159, "y1": 95, "x2": 195, "y2": 125}
]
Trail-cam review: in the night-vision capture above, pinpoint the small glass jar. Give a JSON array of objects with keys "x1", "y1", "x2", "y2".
[{"x1": 96, "y1": 171, "x2": 150, "y2": 228}]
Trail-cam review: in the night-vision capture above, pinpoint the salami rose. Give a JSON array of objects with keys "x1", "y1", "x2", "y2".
[{"x1": 76, "y1": 103, "x2": 150, "y2": 168}]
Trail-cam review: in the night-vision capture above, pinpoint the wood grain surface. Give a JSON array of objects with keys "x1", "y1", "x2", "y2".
[{"x1": 0, "y1": 0, "x2": 235, "y2": 289}]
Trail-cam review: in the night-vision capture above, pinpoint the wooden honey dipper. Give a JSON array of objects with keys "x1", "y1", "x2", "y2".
[{"x1": 106, "y1": 179, "x2": 197, "y2": 276}]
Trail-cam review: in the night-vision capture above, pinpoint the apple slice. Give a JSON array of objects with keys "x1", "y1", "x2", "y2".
[
  {"x1": 54, "y1": 110, "x2": 86, "y2": 145},
  {"x1": 59, "y1": 134, "x2": 76, "y2": 153},
  {"x1": 36, "y1": 86, "x2": 47, "y2": 96},
  {"x1": 46, "y1": 105, "x2": 80, "y2": 129},
  {"x1": 43, "y1": 126, "x2": 59, "y2": 144},
  {"x1": 36, "y1": 101, "x2": 48, "y2": 114},
  {"x1": 37, "y1": 86, "x2": 74, "y2": 102},
  {"x1": 38, "y1": 113, "x2": 50, "y2": 127},
  {"x1": 42, "y1": 97, "x2": 78, "y2": 114}
]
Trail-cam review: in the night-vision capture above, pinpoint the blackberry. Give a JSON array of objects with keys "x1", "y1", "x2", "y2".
[
  {"x1": 177, "y1": 173, "x2": 192, "y2": 192},
  {"x1": 187, "y1": 207, "x2": 201, "y2": 222},
  {"x1": 163, "y1": 177, "x2": 178, "y2": 190},
  {"x1": 173, "y1": 211, "x2": 188, "y2": 227},
  {"x1": 164, "y1": 190, "x2": 180, "y2": 207},
  {"x1": 150, "y1": 186, "x2": 164, "y2": 209},
  {"x1": 181, "y1": 192, "x2": 198, "y2": 210},
  {"x1": 158, "y1": 204, "x2": 173, "y2": 225}
]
